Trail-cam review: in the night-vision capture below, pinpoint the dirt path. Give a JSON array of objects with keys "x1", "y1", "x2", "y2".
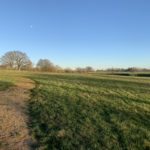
[{"x1": 0, "y1": 78, "x2": 34, "y2": 150}]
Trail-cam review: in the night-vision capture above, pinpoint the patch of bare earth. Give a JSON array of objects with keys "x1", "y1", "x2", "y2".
[{"x1": 0, "y1": 78, "x2": 34, "y2": 150}]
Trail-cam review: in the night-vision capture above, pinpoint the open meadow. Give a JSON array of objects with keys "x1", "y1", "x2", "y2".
[
  {"x1": 0, "y1": 70, "x2": 150, "y2": 150},
  {"x1": 1, "y1": 1, "x2": 150, "y2": 150}
]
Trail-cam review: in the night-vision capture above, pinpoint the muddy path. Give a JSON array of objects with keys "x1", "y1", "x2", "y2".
[{"x1": 0, "y1": 78, "x2": 34, "y2": 150}]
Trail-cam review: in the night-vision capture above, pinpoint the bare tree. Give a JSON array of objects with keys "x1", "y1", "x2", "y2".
[
  {"x1": 15, "y1": 51, "x2": 32, "y2": 70},
  {"x1": 36, "y1": 59, "x2": 56, "y2": 72},
  {"x1": 0, "y1": 51, "x2": 31, "y2": 70},
  {"x1": 85, "y1": 66, "x2": 94, "y2": 72},
  {"x1": 22, "y1": 60, "x2": 33, "y2": 70},
  {"x1": 64, "y1": 68, "x2": 74, "y2": 73},
  {"x1": 55, "y1": 65, "x2": 63, "y2": 73},
  {"x1": 0, "y1": 51, "x2": 16, "y2": 68},
  {"x1": 75, "y1": 66, "x2": 94, "y2": 73},
  {"x1": 76, "y1": 67, "x2": 86, "y2": 73}
]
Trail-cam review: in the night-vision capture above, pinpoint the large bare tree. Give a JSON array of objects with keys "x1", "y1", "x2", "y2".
[
  {"x1": 0, "y1": 51, "x2": 15, "y2": 68},
  {"x1": 0, "y1": 51, "x2": 31, "y2": 70},
  {"x1": 36, "y1": 59, "x2": 56, "y2": 72}
]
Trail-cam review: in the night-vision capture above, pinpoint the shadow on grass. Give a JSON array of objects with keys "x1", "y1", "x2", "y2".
[
  {"x1": 29, "y1": 73, "x2": 150, "y2": 90},
  {"x1": 110, "y1": 73, "x2": 150, "y2": 78},
  {"x1": 0, "y1": 81, "x2": 14, "y2": 91},
  {"x1": 28, "y1": 86, "x2": 150, "y2": 150},
  {"x1": 27, "y1": 73, "x2": 150, "y2": 149},
  {"x1": 137, "y1": 74, "x2": 150, "y2": 77},
  {"x1": 28, "y1": 74, "x2": 150, "y2": 108}
]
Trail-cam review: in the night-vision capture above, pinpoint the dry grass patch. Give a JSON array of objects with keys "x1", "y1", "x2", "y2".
[{"x1": 0, "y1": 77, "x2": 34, "y2": 150}]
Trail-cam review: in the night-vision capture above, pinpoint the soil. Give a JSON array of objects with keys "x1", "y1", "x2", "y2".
[{"x1": 0, "y1": 78, "x2": 34, "y2": 150}]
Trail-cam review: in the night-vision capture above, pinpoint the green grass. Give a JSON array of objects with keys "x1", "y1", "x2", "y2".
[
  {"x1": 0, "y1": 71, "x2": 16, "y2": 90},
  {"x1": 0, "y1": 70, "x2": 150, "y2": 149},
  {"x1": 0, "y1": 70, "x2": 34, "y2": 90},
  {"x1": 28, "y1": 73, "x2": 150, "y2": 150},
  {"x1": 0, "y1": 81, "x2": 13, "y2": 91}
]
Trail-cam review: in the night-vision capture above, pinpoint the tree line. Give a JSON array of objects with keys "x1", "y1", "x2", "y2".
[
  {"x1": 0, "y1": 50, "x2": 149, "y2": 73},
  {"x1": 0, "y1": 50, "x2": 95, "y2": 72}
]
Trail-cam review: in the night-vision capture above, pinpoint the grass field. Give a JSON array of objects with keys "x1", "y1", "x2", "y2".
[
  {"x1": 0, "y1": 71, "x2": 15, "y2": 90},
  {"x1": 0, "y1": 71, "x2": 150, "y2": 150},
  {"x1": 28, "y1": 73, "x2": 150, "y2": 150}
]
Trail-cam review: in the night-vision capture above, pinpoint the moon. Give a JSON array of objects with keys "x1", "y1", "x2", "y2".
[{"x1": 30, "y1": 25, "x2": 33, "y2": 29}]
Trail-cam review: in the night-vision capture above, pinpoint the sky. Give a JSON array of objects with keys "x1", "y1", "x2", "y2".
[{"x1": 0, "y1": 0, "x2": 150, "y2": 69}]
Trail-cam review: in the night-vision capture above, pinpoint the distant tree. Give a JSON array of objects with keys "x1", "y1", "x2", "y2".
[
  {"x1": 0, "y1": 51, "x2": 32, "y2": 70},
  {"x1": 106, "y1": 68, "x2": 125, "y2": 72},
  {"x1": 0, "y1": 51, "x2": 15, "y2": 68},
  {"x1": 75, "y1": 66, "x2": 94, "y2": 73},
  {"x1": 55, "y1": 65, "x2": 63, "y2": 73},
  {"x1": 126, "y1": 67, "x2": 140, "y2": 72},
  {"x1": 85, "y1": 66, "x2": 94, "y2": 72},
  {"x1": 36, "y1": 59, "x2": 55, "y2": 72},
  {"x1": 64, "y1": 68, "x2": 74, "y2": 73},
  {"x1": 76, "y1": 67, "x2": 86, "y2": 73},
  {"x1": 22, "y1": 60, "x2": 33, "y2": 70}
]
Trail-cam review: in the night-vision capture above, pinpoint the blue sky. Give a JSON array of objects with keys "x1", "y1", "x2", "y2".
[{"x1": 0, "y1": 0, "x2": 150, "y2": 69}]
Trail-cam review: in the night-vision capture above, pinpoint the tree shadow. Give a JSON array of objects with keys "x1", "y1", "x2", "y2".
[
  {"x1": 137, "y1": 74, "x2": 150, "y2": 77},
  {"x1": 110, "y1": 73, "x2": 150, "y2": 78},
  {"x1": 99, "y1": 103, "x2": 150, "y2": 149},
  {"x1": 27, "y1": 73, "x2": 150, "y2": 149},
  {"x1": 28, "y1": 85, "x2": 150, "y2": 149},
  {"x1": 0, "y1": 81, "x2": 14, "y2": 91}
]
